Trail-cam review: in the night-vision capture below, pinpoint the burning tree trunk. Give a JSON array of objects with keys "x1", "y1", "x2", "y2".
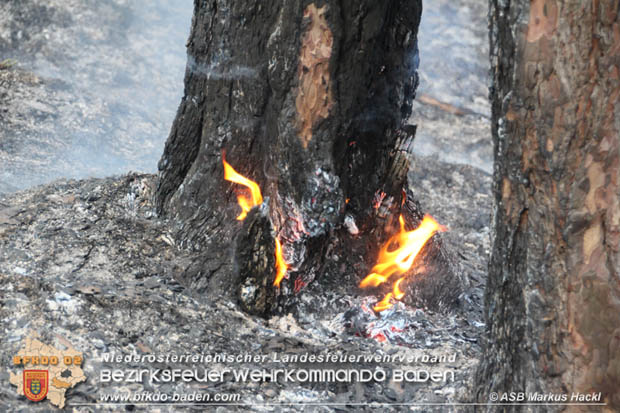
[
  {"x1": 476, "y1": 0, "x2": 620, "y2": 409},
  {"x1": 156, "y1": 0, "x2": 463, "y2": 316}
]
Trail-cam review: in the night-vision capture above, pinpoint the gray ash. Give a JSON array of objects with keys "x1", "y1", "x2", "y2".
[{"x1": 1, "y1": 152, "x2": 490, "y2": 411}]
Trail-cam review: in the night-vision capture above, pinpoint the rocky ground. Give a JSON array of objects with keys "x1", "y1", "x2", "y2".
[{"x1": 0, "y1": 0, "x2": 492, "y2": 411}]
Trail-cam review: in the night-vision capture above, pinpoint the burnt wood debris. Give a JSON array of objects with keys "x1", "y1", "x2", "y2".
[{"x1": 155, "y1": 0, "x2": 465, "y2": 317}]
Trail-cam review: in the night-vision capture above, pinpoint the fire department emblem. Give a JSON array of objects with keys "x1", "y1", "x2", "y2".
[{"x1": 23, "y1": 370, "x2": 48, "y2": 402}]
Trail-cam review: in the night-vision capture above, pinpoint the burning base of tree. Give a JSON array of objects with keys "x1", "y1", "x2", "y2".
[{"x1": 220, "y1": 150, "x2": 465, "y2": 320}]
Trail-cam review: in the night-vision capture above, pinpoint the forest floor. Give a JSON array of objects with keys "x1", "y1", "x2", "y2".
[
  {"x1": 0, "y1": 0, "x2": 492, "y2": 411},
  {"x1": 0, "y1": 165, "x2": 490, "y2": 412},
  {"x1": 413, "y1": 0, "x2": 492, "y2": 174},
  {"x1": 0, "y1": 0, "x2": 191, "y2": 194}
]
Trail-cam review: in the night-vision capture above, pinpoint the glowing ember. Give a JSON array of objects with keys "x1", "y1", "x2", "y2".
[
  {"x1": 222, "y1": 154, "x2": 288, "y2": 286},
  {"x1": 360, "y1": 214, "x2": 446, "y2": 312},
  {"x1": 222, "y1": 156, "x2": 263, "y2": 221},
  {"x1": 274, "y1": 238, "x2": 288, "y2": 287}
]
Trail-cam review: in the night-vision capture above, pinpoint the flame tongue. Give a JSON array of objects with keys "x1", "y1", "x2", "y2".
[
  {"x1": 373, "y1": 293, "x2": 394, "y2": 312},
  {"x1": 360, "y1": 214, "x2": 446, "y2": 312},
  {"x1": 222, "y1": 155, "x2": 288, "y2": 287},
  {"x1": 223, "y1": 157, "x2": 264, "y2": 220},
  {"x1": 274, "y1": 238, "x2": 288, "y2": 287},
  {"x1": 393, "y1": 277, "x2": 405, "y2": 300}
]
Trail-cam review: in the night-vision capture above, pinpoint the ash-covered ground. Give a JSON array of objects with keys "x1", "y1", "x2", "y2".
[
  {"x1": 1, "y1": 0, "x2": 492, "y2": 411},
  {"x1": 0, "y1": 161, "x2": 490, "y2": 412},
  {"x1": 412, "y1": 0, "x2": 492, "y2": 174},
  {"x1": 0, "y1": 0, "x2": 192, "y2": 194}
]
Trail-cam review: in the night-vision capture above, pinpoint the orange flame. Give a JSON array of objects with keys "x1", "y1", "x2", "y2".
[
  {"x1": 393, "y1": 277, "x2": 406, "y2": 300},
  {"x1": 374, "y1": 293, "x2": 394, "y2": 312},
  {"x1": 222, "y1": 154, "x2": 288, "y2": 286},
  {"x1": 360, "y1": 214, "x2": 446, "y2": 312},
  {"x1": 274, "y1": 238, "x2": 288, "y2": 287},
  {"x1": 223, "y1": 157, "x2": 263, "y2": 220}
]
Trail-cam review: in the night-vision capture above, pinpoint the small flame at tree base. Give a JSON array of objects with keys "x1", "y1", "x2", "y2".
[
  {"x1": 274, "y1": 238, "x2": 288, "y2": 287},
  {"x1": 373, "y1": 293, "x2": 395, "y2": 312},
  {"x1": 222, "y1": 154, "x2": 288, "y2": 287},
  {"x1": 360, "y1": 214, "x2": 446, "y2": 312},
  {"x1": 222, "y1": 155, "x2": 263, "y2": 221}
]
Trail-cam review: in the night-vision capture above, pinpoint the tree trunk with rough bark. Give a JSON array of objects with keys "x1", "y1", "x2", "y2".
[
  {"x1": 476, "y1": 0, "x2": 620, "y2": 410},
  {"x1": 155, "y1": 0, "x2": 463, "y2": 317}
]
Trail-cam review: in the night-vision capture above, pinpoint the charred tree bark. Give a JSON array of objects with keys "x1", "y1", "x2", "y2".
[
  {"x1": 476, "y1": 0, "x2": 620, "y2": 410},
  {"x1": 156, "y1": 0, "x2": 462, "y2": 315}
]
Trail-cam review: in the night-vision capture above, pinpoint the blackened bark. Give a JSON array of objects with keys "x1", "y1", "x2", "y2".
[
  {"x1": 156, "y1": 0, "x2": 462, "y2": 314},
  {"x1": 476, "y1": 0, "x2": 620, "y2": 410},
  {"x1": 235, "y1": 204, "x2": 278, "y2": 317}
]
